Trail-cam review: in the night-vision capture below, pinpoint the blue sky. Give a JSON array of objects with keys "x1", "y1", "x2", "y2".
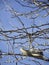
[{"x1": 0, "y1": 0, "x2": 49, "y2": 65}]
